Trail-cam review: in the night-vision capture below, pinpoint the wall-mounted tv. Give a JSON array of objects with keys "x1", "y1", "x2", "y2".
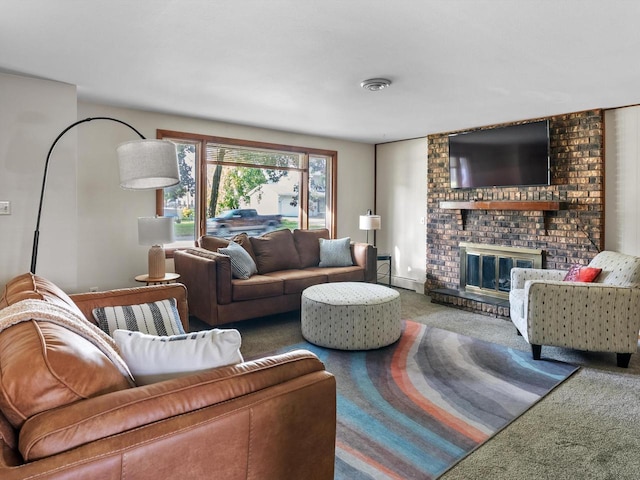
[{"x1": 449, "y1": 120, "x2": 550, "y2": 189}]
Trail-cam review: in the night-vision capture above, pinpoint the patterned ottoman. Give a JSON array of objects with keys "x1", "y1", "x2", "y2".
[{"x1": 301, "y1": 282, "x2": 401, "y2": 350}]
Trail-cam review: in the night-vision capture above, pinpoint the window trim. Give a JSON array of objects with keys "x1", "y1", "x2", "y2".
[{"x1": 156, "y1": 129, "x2": 338, "y2": 254}]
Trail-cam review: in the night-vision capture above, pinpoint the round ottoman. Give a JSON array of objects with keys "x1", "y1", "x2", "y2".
[{"x1": 301, "y1": 282, "x2": 401, "y2": 350}]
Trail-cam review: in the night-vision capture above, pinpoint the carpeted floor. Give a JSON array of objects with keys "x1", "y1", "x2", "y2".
[{"x1": 191, "y1": 288, "x2": 640, "y2": 479}]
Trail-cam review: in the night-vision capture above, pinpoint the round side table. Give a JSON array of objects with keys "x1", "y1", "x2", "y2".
[{"x1": 134, "y1": 273, "x2": 181, "y2": 286}]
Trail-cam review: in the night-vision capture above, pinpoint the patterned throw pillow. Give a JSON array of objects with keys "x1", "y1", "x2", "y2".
[
  {"x1": 318, "y1": 237, "x2": 353, "y2": 267},
  {"x1": 563, "y1": 265, "x2": 602, "y2": 282},
  {"x1": 218, "y1": 241, "x2": 258, "y2": 279},
  {"x1": 113, "y1": 328, "x2": 243, "y2": 385},
  {"x1": 93, "y1": 298, "x2": 185, "y2": 337}
]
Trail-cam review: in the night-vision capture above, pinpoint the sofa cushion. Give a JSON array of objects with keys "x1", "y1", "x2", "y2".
[
  {"x1": 265, "y1": 269, "x2": 328, "y2": 294},
  {"x1": 218, "y1": 241, "x2": 258, "y2": 279},
  {"x1": 250, "y1": 229, "x2": 302, "y2": 274},
  {"x1": 0, "y1": 321, "x2": 131, "y2": 428},
  {"x1": 305, "y1": 266, "x2": 365, "y2": 283},
  {"x1": 231, "y1": 275, "x2": 284, "y2": 301},
  {"x1": 294, "y1": 229, "x2": 330, "y2": 268},
  {"x1": 199, "y1": 233, "x2": 256, "y2": 261},
  {"x1": 588, "y1": 250, "x2": 640, "y2": 287},
  {"x1": 198, "y1": 234, "x2": 229, "y2": 252},
  {"x1": 0, "y1": 272, "x2": 86, "y2": 321},
  {"x1": 319, "y1": 237, "x2": 353, "y2": 267},
  {"x1": 92, "y1": 298, "x2": 185, "y2": 336},
  {"x1": 113, "y1": 329, "x2": 243, "y2": 385}
]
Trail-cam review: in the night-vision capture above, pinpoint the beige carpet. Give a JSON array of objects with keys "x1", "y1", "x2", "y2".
[{"x1": 191, "y1": 288, "x2": 640, "y2": 479}]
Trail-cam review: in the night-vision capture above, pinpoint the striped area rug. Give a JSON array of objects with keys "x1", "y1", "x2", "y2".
[{"x1": 280, "y1": 320, "x2": 578, "y2": 479}]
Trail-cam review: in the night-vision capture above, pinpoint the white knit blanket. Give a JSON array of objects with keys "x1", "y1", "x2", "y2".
[{"x1": 0, "y1": 299, "x2": 134, "y2": 384}]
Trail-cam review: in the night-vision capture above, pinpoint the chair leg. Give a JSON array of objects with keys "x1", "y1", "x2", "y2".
[
  {"x1": 531, "y1": 344, "x2": 541, "y2": 360},
  {"x1": 617, "y1": 353, "x2": 632, "y2": 368}
]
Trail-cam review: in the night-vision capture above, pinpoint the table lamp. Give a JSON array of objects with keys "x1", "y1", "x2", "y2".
[
  {"x1": 138, "y1": 216, "x2": 175, "y2": 279},
  {"x1": 359, "y1": 210, "x2": 381, "y2": 246}
]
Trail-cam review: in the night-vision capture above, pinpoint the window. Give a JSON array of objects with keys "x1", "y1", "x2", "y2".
[{"x1": 156, "y1": 130, "x2": 337, "y2": 250}]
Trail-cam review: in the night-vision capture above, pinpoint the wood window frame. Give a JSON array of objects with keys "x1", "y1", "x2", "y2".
[{"x1": 156, "y1": 129, "x2": 338, "y2": 255}]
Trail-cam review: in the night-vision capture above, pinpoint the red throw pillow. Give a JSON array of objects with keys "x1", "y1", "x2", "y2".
[{"x1": 563, "y1": 265, "x2": 602, "y2": 282}]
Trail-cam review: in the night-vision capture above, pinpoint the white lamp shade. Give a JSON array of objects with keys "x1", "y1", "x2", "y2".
[
  {"x1": 117, "y1": 139, "x2": 180, "y2": 190},
  {"x1": 359, "y1": 214, "x2": 381, "y2": 230},
  {"x1": 138, "y1": 217, "x2": 175, "y2": 246}
]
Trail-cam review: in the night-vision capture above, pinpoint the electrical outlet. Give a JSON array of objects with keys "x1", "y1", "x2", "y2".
[
  {"x1": 89, "y1": 286, "x2": 99, "y2": 292},
  {"x1": 0, "y1": 201, "x2": 10, "y2": 215}
]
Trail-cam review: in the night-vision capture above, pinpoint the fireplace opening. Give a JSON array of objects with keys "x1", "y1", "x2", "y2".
[{"x1": 460, "y1": 242, "x2": 542, "y2": 299}]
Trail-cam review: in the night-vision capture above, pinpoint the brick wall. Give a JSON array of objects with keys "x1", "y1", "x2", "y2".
[{"x1": 426, "y1": 109, "x2": 604, "y2": 314}]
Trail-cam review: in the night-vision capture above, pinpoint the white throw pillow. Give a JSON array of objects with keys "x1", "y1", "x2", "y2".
[
  {"x1": 218, "y1": 241, "x2": 258, "y2": 279},
  {"x1": 93, "y1": 298, "x2": 185, "y2": 336},
  {"x1": 113, "y1": 328, "x2": 244, "y2": 385},
  {"x1": 318, "y1": 237, "x2": 353, "y2": 267}
]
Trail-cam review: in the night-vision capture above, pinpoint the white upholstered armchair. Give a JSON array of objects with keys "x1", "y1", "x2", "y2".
[{"x1": 509, "y1": 251, "x2": 640, "y2": 367}]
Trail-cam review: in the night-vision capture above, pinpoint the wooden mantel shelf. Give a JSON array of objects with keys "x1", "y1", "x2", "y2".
[{"x1": 439, "y1": 200, "x2": 563, "y2": 211}]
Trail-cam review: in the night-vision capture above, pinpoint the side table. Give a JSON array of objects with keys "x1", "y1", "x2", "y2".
[
  {"x1": 135, "y1": 272, "x2": 181, "y2": 286},
  {"x1": 376, "y1": 253, "x2": 392, "y2": 286}
]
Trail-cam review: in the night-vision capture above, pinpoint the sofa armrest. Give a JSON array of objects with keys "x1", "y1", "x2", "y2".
[
  {"x1": 351, "y1": 242, "x2": 377, "y2": 283},
  {"x1": 70, "y1": 284, "x2": 189, "y2": 332},
  {"x1": 511, "y1": 267, "x2": 566, "y2": 290},
  {"x1": 174, "y1": 248, "x2": 234, "y2": 323},
  {"x1": 19, "y1": 350, "x2": 332, "y2": 462},
  {"x1": 524, "y1": 281, "x2": 640, "y2": 351}
]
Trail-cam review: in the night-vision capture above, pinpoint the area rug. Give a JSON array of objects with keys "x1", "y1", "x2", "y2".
[{"x1": 277, "y1": 320, "x2": 579, "y2": 479}]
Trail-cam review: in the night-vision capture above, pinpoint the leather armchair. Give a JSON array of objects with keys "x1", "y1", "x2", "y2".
[{"x1": 0, "y1": 274, "x2": 337, "y2": 479}]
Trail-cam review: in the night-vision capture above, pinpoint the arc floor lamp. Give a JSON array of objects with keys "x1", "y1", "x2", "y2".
[{"x1": 30, "y1": 116, "x2": 180, "y2": 274}]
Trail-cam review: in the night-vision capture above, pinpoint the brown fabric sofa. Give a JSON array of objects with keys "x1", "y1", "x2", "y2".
[
  {"x1": 174, "y1": 228, "x2": 377, "y2": 327},
  {"x1": 0, "y1": 273, "x2": 336, "y2": 479}
]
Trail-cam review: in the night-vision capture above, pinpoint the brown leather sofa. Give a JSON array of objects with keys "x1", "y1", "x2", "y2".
[
  {"x1": 0, "y1": 273, "x2": 336, "y2": 479},
  {"x1": 175, "y1": 228, "x2": 377, "y2": 327}
]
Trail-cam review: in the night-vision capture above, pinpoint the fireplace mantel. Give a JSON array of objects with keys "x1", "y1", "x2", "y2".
[
  {"x1": 439, "y1": 200, "x2": 565, "y2": 231},
  {"x1": 439, "y1": 200, "x2": 564, "y2": 211}
]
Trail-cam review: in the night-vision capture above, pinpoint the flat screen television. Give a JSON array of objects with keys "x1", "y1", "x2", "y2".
[{"x1": 449, "y1": 120, "x2": 550, "y2": 189}]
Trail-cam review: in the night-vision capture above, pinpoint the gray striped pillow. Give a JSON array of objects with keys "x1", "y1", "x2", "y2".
[
  {"x1": 93, "y1": 298, "x2": 185, "y2": 337},
  {"x1": 218, "y1": 241, "x2": 257, "y2": 279}
]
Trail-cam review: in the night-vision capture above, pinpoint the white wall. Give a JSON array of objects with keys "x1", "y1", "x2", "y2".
[
  {"x1": 604, "y1": 106, "x2": 640, "y2": 255},
  {"x1": 375, "y1": 138, "x2": 427, "y2": 292},
  {"x1": 12, "y1": 73, "x2": 637, "y2": 296},
  {"x1": 0, "y1": 73, "x2": 78, "y2": 291},
  {"x1": 0, "y1": 73, "x2": 374, "y2": 292},
  {"x1": 74, "y1": 103, "x2": 374, "y2": 292}
]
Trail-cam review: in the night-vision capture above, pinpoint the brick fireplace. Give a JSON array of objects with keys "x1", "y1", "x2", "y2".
[{"x1": 426, "y1": 109, "x2": 604, "y2": 317}]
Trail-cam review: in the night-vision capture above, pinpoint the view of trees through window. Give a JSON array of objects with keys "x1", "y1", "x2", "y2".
[{"x1": 157, "y1": 131, "x2": 336, "y2": 248}]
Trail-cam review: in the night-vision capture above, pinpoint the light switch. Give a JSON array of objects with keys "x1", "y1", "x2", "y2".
[{"x1": 0, "y1": 201, "x2": 11, "y2": 215}]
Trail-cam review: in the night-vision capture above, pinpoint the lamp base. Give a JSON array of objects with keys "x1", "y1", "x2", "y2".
[{"x1": 148, "y1": 245, "x2": 166, "y2": 279}]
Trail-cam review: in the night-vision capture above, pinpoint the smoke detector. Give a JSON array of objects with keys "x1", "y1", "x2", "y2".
[{"x1": 360, "y1": 78, "x2": 392, "y2": 91}]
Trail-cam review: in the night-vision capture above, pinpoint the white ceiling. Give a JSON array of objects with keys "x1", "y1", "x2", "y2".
[{"x1": 2, "y1": 0, "x2": 640, "y2": 144}]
